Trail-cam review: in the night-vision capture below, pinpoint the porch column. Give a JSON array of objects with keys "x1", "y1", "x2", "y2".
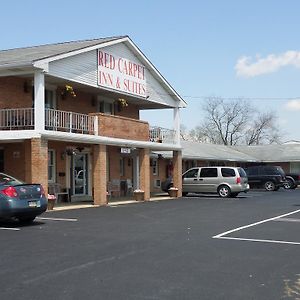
[
  {"x1": 173, "y1": 150, "x2": 182, "y2": 197},
  {"x1": 139, "y1": 148, "x2": 150, "y2": 201},
  {"x1": 25, "y1": 138, "x2": 48, "y2": 193},
  {"x1": 93, "y1": 144, "x2": 107, "y2": 206},
  {"x1": 34, "y1": 70, "x2": 45, "y2": 131},
  {"x1": 173, "y1": 107, "x2": 181, "y2": 145}
]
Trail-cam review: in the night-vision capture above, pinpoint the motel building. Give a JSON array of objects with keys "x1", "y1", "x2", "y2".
[{"x1": 0, "y1": 36, "x2": 186, "y2": 205}]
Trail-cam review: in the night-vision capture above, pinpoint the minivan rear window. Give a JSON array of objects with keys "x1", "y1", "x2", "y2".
[
  {"x1": 238, "y1": 168, "x2": 247, "y2": 177},
  {"x1": 221, "y1": 168, "x2": 235, "y2": 177}
]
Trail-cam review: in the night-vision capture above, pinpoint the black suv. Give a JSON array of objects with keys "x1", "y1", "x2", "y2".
[{"x1": 244, "y1": 165, "x2": 286, "y2": 191}]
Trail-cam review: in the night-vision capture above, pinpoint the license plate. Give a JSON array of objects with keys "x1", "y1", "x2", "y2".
[{"x1": 28, "y1": 200, "x2": 41, "y2": 208}]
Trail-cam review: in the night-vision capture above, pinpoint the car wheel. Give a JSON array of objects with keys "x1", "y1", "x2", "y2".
[
  {"x1": 218, "y1": 185, "x2": 231, "y2": 198},
  {"x1": 283, "y1": 178, "x2": 295, "y2": 190},
  {"x1": 264, "y1": 181, "x2": 275, "y2": 191},
  {"x1": 17, "y1": 216, "x2": 36, "y2": 224}
]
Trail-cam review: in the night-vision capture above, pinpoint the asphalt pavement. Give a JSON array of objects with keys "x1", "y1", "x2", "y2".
[{"x1": 1, "y1": 189, "x2": 300, "y2": 299}]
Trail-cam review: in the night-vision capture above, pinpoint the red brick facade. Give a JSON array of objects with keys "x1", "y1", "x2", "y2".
[{"x1": 0, "y1": 75, "x2": 181, "y2": 204}]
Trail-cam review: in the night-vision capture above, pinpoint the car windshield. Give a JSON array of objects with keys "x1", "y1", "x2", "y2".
[
  {"x1": 0, "y1": 173, "x2": 23, "y2": 186},
  {"x1": 238, "y1": 168, "x2": 247, "y2": 177}
]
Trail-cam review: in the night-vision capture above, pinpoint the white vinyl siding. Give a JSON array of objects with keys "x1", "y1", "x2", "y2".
[{"x1": 48, "y1": 43, "x2": 177, "y2": 108}]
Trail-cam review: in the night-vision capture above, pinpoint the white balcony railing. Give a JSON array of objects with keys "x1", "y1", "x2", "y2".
[
  {"x1": 0, "y1": 108, "x2": 34, "y2": 130},
  {"x1": 149, "y1": 126, "x2": 176, "y2": 144},
  {"x1": 0, "y1": 108, "x2": 177, "y2": 144},
  {"x1": 45, "y1": 109, "x2": 95, "y2": 134}
]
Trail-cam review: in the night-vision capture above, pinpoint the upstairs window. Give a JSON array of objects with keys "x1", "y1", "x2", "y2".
[{"x1": 97, "y1": 96, "x2": 114, "y2": 115}]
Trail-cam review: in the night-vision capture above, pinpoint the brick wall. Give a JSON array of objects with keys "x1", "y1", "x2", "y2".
[
  {"x1": 3, "y1": 142, "x2": 26, "y2": 180},
  {"x1": 0, "y1": 77, "x2": 32, "y2": 109},
  {"x1": 95, "y1": 113, "x2": 149, "y2": 141},
  {"x1": 0, "y1": 77, "x2": 141, "y2": 121}
]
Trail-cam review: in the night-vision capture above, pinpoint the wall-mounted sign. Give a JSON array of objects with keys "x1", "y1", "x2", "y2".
[
  {"x1": 97, "y1": 50, "x2": 146, "y2": 98},
  {"x1": 120, "y1": 148, "x2": 131, "y2": 154}
]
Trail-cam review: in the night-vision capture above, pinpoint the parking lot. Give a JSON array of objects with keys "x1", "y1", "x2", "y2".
[{"x1": 1, "y1": 189, "x2": 300, "y2": 299}]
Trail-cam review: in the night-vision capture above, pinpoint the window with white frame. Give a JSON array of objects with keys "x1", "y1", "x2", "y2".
[
  {"x1": 151, "y1": 158, "x2": 158, "y2": 175},
  {"x1": 48, "y1": 150, "x2": 56, "y2": 182}
]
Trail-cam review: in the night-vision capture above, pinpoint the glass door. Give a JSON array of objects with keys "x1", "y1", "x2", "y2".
[{"x1": 72, "y1": 153, "x2": 88, "y2": 195}]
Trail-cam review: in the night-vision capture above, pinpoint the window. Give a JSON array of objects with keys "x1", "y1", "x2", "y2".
[
  {"x1": 183, "y1": 168, "x2": 199, "y2": 179},
  {"x1": 97, "y1": 96, "x2": 115, "y2": 115},
  {"x1": 48, "y1": 150, "x2": 56, "y2": 182},
  {"x1": 246, "y1": 167, "x2": 258, "y2": 176},
  {"x1": 120, "y1": 157, "x2": 125, "y2": 176},
  {"x1": 221, "y1": 168, "x2": 236, "y2": 177},
  {"x1": 151, "y1": 158, "x2": 158, "y2": 175},
  {"x1": 45, "y1": 89, "x2": 56, "y2": 109},
  {"x1": 200, "y1": 168, "x2": 218, "y2": 178}
]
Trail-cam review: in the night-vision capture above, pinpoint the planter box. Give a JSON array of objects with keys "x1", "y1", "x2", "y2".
[
  {"x1": 47, "y1": 195, "x2": 56, "y2": 210},
  {"x1": 168, "y1": 189, "x2": 178, "y2": 198},
  {"x1": 133, "y1": 191, "x2": 144, "y2": 201}
]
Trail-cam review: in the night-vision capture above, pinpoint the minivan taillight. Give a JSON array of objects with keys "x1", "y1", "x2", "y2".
[
  {"x1": 1, "y1": 186, "x2": 18, "y2": 198},
  {"x1": 236, "y1": 177, "x2": 241, "y2": 184}
]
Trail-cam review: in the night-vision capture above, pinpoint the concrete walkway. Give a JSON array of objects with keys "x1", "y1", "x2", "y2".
[{"x1": 47, "y1": 193, "x2": 173, "y2": 212}]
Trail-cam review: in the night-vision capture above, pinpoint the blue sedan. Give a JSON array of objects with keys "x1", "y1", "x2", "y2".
[{"x1": 0, "y1": 173, "x2": 47, "y2": 223}]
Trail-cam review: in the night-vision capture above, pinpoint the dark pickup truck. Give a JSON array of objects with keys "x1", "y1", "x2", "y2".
[{"x1": 284, "y1": 173, "x2": 300, "y2": 189}]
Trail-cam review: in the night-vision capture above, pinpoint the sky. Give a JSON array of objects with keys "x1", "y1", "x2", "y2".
[{"x1": 1, "y1": 0, "x2": 300, "y2": 142}]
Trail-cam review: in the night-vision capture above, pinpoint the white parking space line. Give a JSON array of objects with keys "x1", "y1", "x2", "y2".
[
  {"x1": 0, "y1": 227, "x2": 20, "y2": 231},
  {"x1": 36, "y1": 217, "x2": 78, "y2": 222},
  {"x1": 215, "y1": 236, "x2": 300, "y2": 246},
  {"x1": 212, "y1": 209, "x2": 300, "y2": 245}
]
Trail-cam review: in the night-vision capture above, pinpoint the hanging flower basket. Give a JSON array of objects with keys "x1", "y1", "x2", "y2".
[{"x1": 61, "y1": 85, "x2": 76, "y2": 99}]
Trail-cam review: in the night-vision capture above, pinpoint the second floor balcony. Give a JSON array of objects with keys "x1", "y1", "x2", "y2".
[{"x1": 0, "y1": 108, "x2": 177, "y2": 144}]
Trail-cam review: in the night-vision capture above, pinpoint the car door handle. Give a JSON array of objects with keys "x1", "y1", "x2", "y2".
[{"x1": 199, "y1": 178, "x2": 203, "y2": 181}]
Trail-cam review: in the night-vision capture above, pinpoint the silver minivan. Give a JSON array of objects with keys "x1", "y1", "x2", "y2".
[{"x1": 182, "y1": 166, "x2": 249, "y2": 198}]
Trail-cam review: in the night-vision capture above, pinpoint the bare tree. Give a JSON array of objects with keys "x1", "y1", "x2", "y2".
[
  {"x1": 189, "y1": 97, "x2": 281, "y2": 145},
  {"x1": 245, "y1": 112, "x2": 281, "y2": 145}
]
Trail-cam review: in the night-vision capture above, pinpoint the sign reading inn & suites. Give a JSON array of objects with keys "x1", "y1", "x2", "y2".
[{"x1": 97, "y1": 50, "x2": 146, "y2": 97}]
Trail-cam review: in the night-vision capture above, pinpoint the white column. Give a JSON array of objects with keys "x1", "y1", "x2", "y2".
[
  {"x1": 173, "y1": 107, "x2": 181, "y2": 145},
  {"x1": 34, "y1": 70, "x2": 45, "y2": 131}
]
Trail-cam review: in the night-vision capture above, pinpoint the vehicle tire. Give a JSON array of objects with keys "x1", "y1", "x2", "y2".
[
  {"x1": 182, "y1": 192, "x2": 188, "y2": 197},
  {"x1": 17, "y1": 216, "x2": 36, "y2": 224},
  {"x1": 283, "y1": 178, "x2": 295, "y2": 190},
  {"x1": 264, "y1": 181, "x2": 275, "y2": 191},
  {"x1": 218, "y1": 185, "x2": 231, "y2": 198},
  {"x1": 230, "y1": 192, "x2": 239, "y2": 198}
]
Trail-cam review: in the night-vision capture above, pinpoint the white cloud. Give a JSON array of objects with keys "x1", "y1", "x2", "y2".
[
  {"x1": 285, "y1": 99, "x2": 300, "y2": 111},
  {"x1": 235, "y1": 51, "x2": 300, "y2": 78}
]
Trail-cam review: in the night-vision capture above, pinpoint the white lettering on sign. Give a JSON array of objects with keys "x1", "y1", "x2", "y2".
[
  {"x1": 97, "y1": 50, "x2": 146, "y2": 98},
  {"x1": 120, "y1": 148, "x2": 131, "y2": 154}
]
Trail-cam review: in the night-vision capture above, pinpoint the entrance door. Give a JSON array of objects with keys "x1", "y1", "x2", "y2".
[{"x1": 72, "y1": 153, "x2": 88, "y2": 195}]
